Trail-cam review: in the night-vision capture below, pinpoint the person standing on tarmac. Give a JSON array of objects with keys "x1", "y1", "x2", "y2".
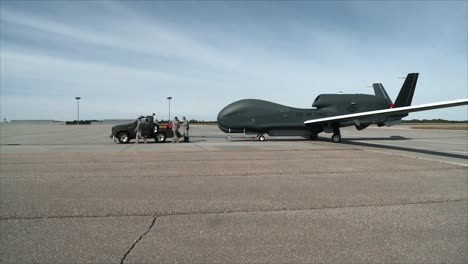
[
  {"x1": 181, "y1": 116, "x2": 190, "y2": 142},
  {"x1": 134, "y1": 117, "x2": 147, "y2": 144},
  {"x1": 171, "y1": 116, "x2": 180, "y2": 143}
]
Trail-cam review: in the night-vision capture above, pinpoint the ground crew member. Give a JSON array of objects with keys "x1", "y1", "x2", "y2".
[
  {"x1": 181, "y1": 116, "x2": 190, "y2": 142},
  {"x1": 171, "y1": 116, "x2": 180, "y2": 143},
  {"x1": 134, "y1": 117, "x2": 147, "y2": 144}
]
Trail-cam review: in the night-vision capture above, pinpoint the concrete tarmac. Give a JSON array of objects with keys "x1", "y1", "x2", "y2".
[{"x1": 0, "y1": 124, "x2": 467, "y2": 263}]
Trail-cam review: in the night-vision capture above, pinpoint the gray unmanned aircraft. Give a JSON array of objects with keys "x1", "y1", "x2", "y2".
[{"x1": 217, "y1": 73, "x2": 468, "y2": 142}]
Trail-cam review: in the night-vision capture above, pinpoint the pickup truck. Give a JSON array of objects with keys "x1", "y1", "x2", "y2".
[{"x1": 110, "y1": 115, "x2": 174, "y2": 143}]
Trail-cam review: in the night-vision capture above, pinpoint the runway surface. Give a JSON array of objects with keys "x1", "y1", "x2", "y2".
[{"x1": 0, "y1": 124, "x2": 467, "y2": 263}]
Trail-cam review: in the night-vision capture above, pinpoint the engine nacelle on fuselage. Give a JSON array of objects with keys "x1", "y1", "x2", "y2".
[{"x1": 312, "y1": 94, "x2": 388, "y2": 113}]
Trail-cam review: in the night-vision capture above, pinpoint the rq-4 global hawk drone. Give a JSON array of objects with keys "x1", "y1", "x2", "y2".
[{"x1": 217, "y1": 73, "x2": 468, "y2": 143}]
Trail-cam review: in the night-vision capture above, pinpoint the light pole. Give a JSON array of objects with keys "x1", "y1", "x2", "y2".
[
  {"x1": 167, "y1": 97, "x2": 172, "y2": 121},
  {"x1": 75, "y1": 97, "x2": 81, "y2": 125}
]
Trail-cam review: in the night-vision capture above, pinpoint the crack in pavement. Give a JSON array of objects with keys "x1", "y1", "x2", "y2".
[
  {"x1": 120, "y1": 216, "x2": 157, "y2": 264},
  {"x1": 1, "y1": 198, "x2": 467, "y2": 221}
]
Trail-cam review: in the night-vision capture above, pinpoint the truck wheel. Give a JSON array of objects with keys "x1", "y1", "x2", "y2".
[
  {"x1": 117, "y1": 132, "x2": 130, "y2": 144},
  {"x1": 155, "y1": 132, "x2": 166, "y2": 143}
]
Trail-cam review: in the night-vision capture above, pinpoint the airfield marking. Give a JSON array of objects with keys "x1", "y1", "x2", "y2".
[
  {"x1": 413, "y1": 139, "x2": 468, "y2": 145},
  {"x1": 351, "y1": 140, "x2": 466, "y2": 152},
  {"x1": 444, "y1": 150, "x2": 468, "y2": 154},
  {"x1": 363, "y1": 148, "x2": 468, "y2": 167}
]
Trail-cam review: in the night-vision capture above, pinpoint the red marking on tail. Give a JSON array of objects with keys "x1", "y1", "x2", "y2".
[{"x1": 389, "y1": 103, "x2": 394, "y2": 109}]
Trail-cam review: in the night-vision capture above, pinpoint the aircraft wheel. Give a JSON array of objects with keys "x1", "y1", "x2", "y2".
[
  {"x1": 258, "y1": 135, "x2": 266, "y2": 141},
  {"x1": 226, "y1": 135, "x2": 232, "y2": 141},
  {"x1": 310, "y1": 133, "x2": 318, "y2": 140},
  {"x1": 331, "y1": 134, "x2": 341, "y2": 143}
]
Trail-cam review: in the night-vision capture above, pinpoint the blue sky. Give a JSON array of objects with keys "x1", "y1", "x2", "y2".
[{"x1": 1, "y1": 0, "x2": 467, "y2": 121}]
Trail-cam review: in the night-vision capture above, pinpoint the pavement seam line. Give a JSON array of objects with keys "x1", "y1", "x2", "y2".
[
  {"x1": 119, "y1": 145, "x2": 134, "y2": 152},
  {"x1": 120, "y1": 216, "x2": 157, "y2": 264},
  {"x1": 1, "y1": 154, "x2": 378, "y2": 165},
  {"x1": 2, "y1": 198, "x2": 466, "y2": 221},
  {"x1": 0, "y1": 148, "x2": 362, "y2": 156},
  {"x1": 1, "y1": 167, "x2": 465, "y2": 180},
  {"x1": 193, "y1": 143, "x2": 209, "y2": 151},
  {"x1": 153, "y1": 198, "x2": 468, "y2": 218}
]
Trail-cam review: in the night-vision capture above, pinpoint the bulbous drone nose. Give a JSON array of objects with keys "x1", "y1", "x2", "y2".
[
  {"x1": 217, "y1": 108, "x2": 226, "y2": 124},
  {"x1": 217, "y1": 100, "x2": 246, "y2": 129},
  {"x1": 217, "y1": 107, "x2": 232, "y2": 133}
]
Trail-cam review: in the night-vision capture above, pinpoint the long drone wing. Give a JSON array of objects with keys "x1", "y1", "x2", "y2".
[{"x1": 304, "y1": 99, "x2": 468, "y2": 125}]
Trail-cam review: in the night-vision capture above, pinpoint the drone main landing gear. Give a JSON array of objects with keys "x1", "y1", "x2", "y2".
[{"x1": 331, "y1": 127, "x2": 341, "y2": 143}]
